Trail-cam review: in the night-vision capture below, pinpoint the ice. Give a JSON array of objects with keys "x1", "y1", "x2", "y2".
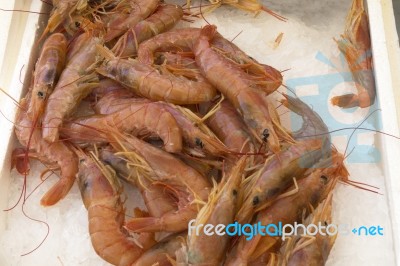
[{"x1": 0, "y1": 0, "x2": 396, "y2": 265}]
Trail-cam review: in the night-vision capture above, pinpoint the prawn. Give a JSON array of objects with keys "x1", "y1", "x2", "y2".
[
  {"x1": 27, "y1": 33, "x2": 67, "y2": 122},
  {"x1": 226, "y1": 151, "x2": 347, "y2": 265},
  {"x1": 15, "y1": 96, "x2": 79, "y2": 206},
  {"x1": 194, "y1": 25, "x2": 281, "y2": 153},
  {"x1": 104, "y1": 0, "x2": 159, "y2": 42},
  {"x1": 112, "y1": 4, "x2": 183, "y2": 57},
  {"x1": 235, "y1": 94, "x2": 332, "y2": 225},
  {"x1": 62, "y1": 101, "x2": 183, "y2": 153},
  {"x1": 332, "y1": 0, "x2": 375, "y2": 108},
  {"x1": 96, "y1": 45, "x2": 217, "y2": 105},
  {"x1": 178, "y1": 157, "x2": 247, "y2": 265},
  {"x1": 74, "y1": 147, "x2": 146, "y2": 266},
  {"x1": 283, "y1": 194, "x2": 336, "y2": 266},
  {"x1": 106, "y1": 129, "x2": 211, "y2": 233},
  {"x1": 42, "y1": 32, "x2": 102, "y2": 143},
  {"x1": 92, "y1": 93, "x2": 230, "y2": 157}
]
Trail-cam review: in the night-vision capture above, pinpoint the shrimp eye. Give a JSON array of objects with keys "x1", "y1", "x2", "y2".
[
  {"x1": 75, "y1": 21, "x2": 81, "y2": 28},
  {"x1": 195, "y1": 138, "x2": 204, "y2": 149},
  {"x1": 37, "y1": 91, "x2": 45, "y2": 99},
  {"x1": 79, "y1": 159, "x2": 85, "y2": 164},
  {"x1": 232, "y1": 189, "x2": 238, "y2": 196},
  {"x1": 320, "y1": 175, "x2": 328, "y2": 184},
  {"x1": 252, "y1": 196, "x2": 259, "y2": 206},
  {"x1": 262, "y1": 129, "x2": 270, "y2": 142}
]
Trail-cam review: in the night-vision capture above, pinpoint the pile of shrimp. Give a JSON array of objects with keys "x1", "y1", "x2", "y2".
[{"x1": 10, "y1": 0, "x2": 360, "y2": 265}]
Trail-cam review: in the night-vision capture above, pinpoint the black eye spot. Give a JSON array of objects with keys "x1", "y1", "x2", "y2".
[
  {"x1": 195, "y1": 138, "x2": 204, "y2": 149},
  {"x1": 262, "y1": 129, "x2": 270, "y2": 142},
  {"x1": 252, "y1": 196, "x2": 259, "y2": 206},
  {"x1": 79, "y1": 159, "x2": 85, "y2": 164},
  {"x1": 75, "y1": 21, "x2": 81, "y2": 28},
  {"x1": 37, "y1": 91, "x2": 45, "y2": 99},
  {"x1": 232, "y1": 189, "x2": 238, "y2": 196},
  {"x1": 320, "y1": 175, "x2": 328, "y2": 184}
]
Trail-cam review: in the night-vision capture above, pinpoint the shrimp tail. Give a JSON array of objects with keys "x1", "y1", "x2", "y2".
[
  {"x1": 201, "y1": 25, "x2": 217, "y2": 41},
  {"x1": 331, "y1": 93, "x2": 360, "y2": 108},
  {"x1": 125, "y1": 217, "x2": 162, "y2": 232},
  {"x1": 40, "y1": 171, "x2": 76, "y2": 206}
]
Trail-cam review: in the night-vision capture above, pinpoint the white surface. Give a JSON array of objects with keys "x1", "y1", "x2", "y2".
[{"x1": 0, "y1": 0, "x2": 399, "y2": 265}]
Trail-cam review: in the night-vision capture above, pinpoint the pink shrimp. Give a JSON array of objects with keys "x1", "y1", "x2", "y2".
[
  {"x1": 112, "y1": 4, "x2": 183, "y2": 57},
  {"x1": 62, "y1": 100, "x2": 183, "y2": 153},
  {"x1": 74, "y1": 147, "x2": 147, "y2": 265},
  {"x1": 194, "y1": 25, "x2": 281, "y2": 153},
  {"x1": 42, "y1": 31, "x2": 102, "y2": 143},
  {"x1": 104, "y1": 0, "x2": 160, "y2": 42},
  {"x1": 106, "y1": 130, "x2": 211, "y2": 233},
  {"x1": 332, "y1": 0, "x2": 375, "y2": 108},
  {"x1": 96, "y1": 45, "x2": 217, "y2": 105}
]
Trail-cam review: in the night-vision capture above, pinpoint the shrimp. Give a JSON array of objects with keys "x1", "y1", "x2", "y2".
[
  {"x1": 62, "y1": 101, "x2": 183, "y2": 153},
  {"x1": 104, "y1": 0, "x2": 159, "y2": 42},
  {"x1": 194, "y1": 25, "x2": 281, "y2": 153},
  {"x1": 92, "y1": 93, "x2": 230, "y2": 157},
  {"x1": 107, "y1": 130, "x2": 211, "y2": 233},
  {"x1": 284, "y1": 194, "x2": 336, "y2": 266},
  {"x1": 235, "y1": 94, "x2": 331, "y2": 225},
  {"x1": 42, "y1": 32, "x2": 101, "y2": 143},
  {"x1": 226, "y1": 152, "x2": 347, "y2": 265},
  {"x1": 99, "y1": 147, "x2": 177, "y2": 218},
  {"x1": 27, "y1": 33, "x2": 67, "y2": 122},
  {"x1": 74, "y1": 148, "x2": 146, "y2": 266},
  {"x1": 207, "y1": 99, "x2": 255, "y2": 154},
  {"x1": 96, "y1": 45, "x2": 217, "y2": 105},
  {"x1": 15, "y1": 96, "x2": 79, "y2": 206},
  {"x1": 112, "y1": 4, "x2": 183, "y2": 57},
  {"x1": 90, "y1": 78, "x2": 134, "y2": 99},
  {"x1": 331, "y1": 0, "x2": 375, "y2": 108},
  {"x1": 178, "y1": 157, "x2": 247, "y2": 265}
]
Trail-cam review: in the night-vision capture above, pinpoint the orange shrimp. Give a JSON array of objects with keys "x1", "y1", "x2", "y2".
[
  {"x1": 74, "y1": 148, "x2": 146, "y2": 266},
  {"x1": 194, "y1": 25, "x2": 281, "y2": 152},
  {"x1": 331, "y1": 0, "x2": 375, "y2": 108},
  {"x1": 15, "y1": 96, "x2": 78, "y2": 206},
  {"x1": 112, "y1": 4, "x2": 183, "y2": 57},
  {"x1": 104, "y1": 0, "x2": 160, "y2": 42},
  {"x1": 27, "y1": 33, "x2": 67, "y2": 122},
  {"x1": 178, "y1": 157, "x2": 247, "y2": 265},
  {"x1": 96, "y1": 45, "x2": 217, "y2": 105},
  {"x1": 226, "y1": 152, "x2": 347, "y2": 265},
  {"x1": 42, "y1": 32, "x2": 101, "y2": 143},
  {"x1": 106, "y1": 130, "x2": 211, "y2": 233},
  {"x1": 62, "y1": 101, "x2": 183, "y2": 153}
]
